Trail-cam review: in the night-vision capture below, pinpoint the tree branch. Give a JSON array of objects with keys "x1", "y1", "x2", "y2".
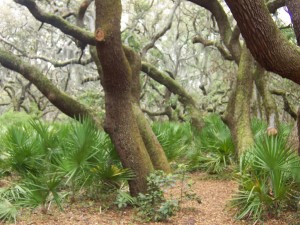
[
  {"x1": 14, "y1": 0, "x2": 96, "y2": 45},
  {"x1": 192, "y1": 35, "x2": 234, "y2": 61},
  {"x1": 141, "y1": 108, "x2": 169, "y2": 117},
  {"x1": 141, "y1": 0, "x2": 181, "y2": 57},
  {"x1": 29, "y1": 55, "x2": 93, "y2": 67},
  {"x1": 188, "y1": 0, "x2": 241, "y2": 62},
  {"x1": 0, "y1": 48, "x2": 102, "y2": 128},
  {"x1": 141, "y1": 61, "x2": 196, "y2": 106},
  {"x1": 81, "y1": 76, "x2": 100, "y2": 84},
  {"x1": 269, "y1": 88, "x2": 297, "y2": 120},
  {"x1": 224, "y1": 0, "x2": 300, "y2": 84}
]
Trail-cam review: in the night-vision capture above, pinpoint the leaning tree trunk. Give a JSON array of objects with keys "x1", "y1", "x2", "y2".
[
  {"x1": 254, "y1": 64, "x2": 279, "y2": 136},
  {"x1": 223, "y1": 45, "x2": 254, "y2": 156},
  {"x1": 95, "y1": 0, "x2": 153, "y2": 195},
  {"x1": 125, "y1": 47, "x2": 171, "y2": 173},
  {"x1": 91, "y1": 39, "x2": 171, "y2": 173}
]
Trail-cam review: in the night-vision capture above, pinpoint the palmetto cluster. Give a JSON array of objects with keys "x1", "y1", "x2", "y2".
[{"x1": 0, "y1": 118, "x2": 133, "y2": 221}]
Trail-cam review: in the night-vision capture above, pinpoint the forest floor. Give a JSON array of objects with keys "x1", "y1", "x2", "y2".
[{"x1": 4, "y1": 172, "x2": 300, "y2": 225}]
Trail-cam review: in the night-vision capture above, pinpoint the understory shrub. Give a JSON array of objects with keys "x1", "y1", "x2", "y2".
[
  {"x1": 115, "y1": 168, "x2": 201, "y2": 222},
  {"x1": 0, "y1": 119, "x2": 132, "y2": 222},
  {"x1": 231, "y1": 135, "x2": 300, "y2": 221},
  {"x1": 152, "y1": 122, "x2": 193, "y2": 162},
  {"x1": 187, "y1": 114, "x2": 235, "y2": 174}
]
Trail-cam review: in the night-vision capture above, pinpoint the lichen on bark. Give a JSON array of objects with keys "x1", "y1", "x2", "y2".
[
  {"x1": 95, "y1": 0, "x2": 155, "y2": 195},
  {"x1": 223, "y1": 45, "x2": 254, "y2": 156}
]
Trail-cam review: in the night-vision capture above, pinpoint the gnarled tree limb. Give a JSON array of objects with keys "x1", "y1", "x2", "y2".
[{"x1": 0, "y1": 48, "x2": 102, "y2": 128}]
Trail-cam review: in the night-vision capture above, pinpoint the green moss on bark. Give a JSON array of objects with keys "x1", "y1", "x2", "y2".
[{"x1": 224, "y1": 45, "x2": 254, "y2": 156}]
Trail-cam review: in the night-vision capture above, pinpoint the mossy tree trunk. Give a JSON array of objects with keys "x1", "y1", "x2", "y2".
[
  {"x1": 95, "y1": 0, "x2": 154, "y2": 195},
  {"x1": 223, "y1": 45, "x2": 254, "y2": 156},
  {"x1": 254, "y1": 64, "x2": 279, "y2": 135},
  {"x1": 125, "y1": 48, "x2": 171, "y2": 173},
  {"x1": 90, "y1": 38, "x2": 171, "y2": 174}
]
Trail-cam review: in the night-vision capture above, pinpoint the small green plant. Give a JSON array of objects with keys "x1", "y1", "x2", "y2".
[
  {"x1": 115, "y1": 190, "x2": 136, "y2": 209},
  {"x1": 0, "y1": 184, "x2": 28, "y2": 223},
  {"x1": 188, "y1": 114, "x2": 235, "y2": 174},
  {"x1": 0, "y1": 198, "x2": 18, "y2": 223},
  {"x1": 136, "y1": 170, "x2": 179, "y2": 222},
  {"x1": 231, "y1": 135, "x2": 300, "y2": 221},
  {"x1": 115, "y1": 171, "x2": 179, "y2": 222},
  {"x1": 175, "y1": 164, "x2": 202, "y2": 205},
  {"x1": 152, "y1": 122, "x2": 193, "y2": 162},
  {"x1": 0, "y1": 118, "x2": 133, "y2": 222},
  {"x1": 19, "y1": 172, "x2": 64, "y2": 214}
]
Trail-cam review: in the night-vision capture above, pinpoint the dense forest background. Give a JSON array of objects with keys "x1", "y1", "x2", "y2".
[{"x1": 0, "y1": 0, "x2": 299, "y2": 224}]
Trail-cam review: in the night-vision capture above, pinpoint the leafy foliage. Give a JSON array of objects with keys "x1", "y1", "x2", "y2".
[
  {"x1": 115, "y1": 168, "x2": 201, "y2": 222},
  {"x1": 135, "y1": 171, "x2": 179, "y2": 222},
  {"x1": 231, "y1": 135, "x2": 300, "y2": 221},
  {"x1": 187, "y1": 114, "x2": 235, "y2": 173},
  {"x1": 152, "y1": 122, "x2": 193, "y2": 162},
  {"x1": 0, "y1": 118, "x2": 133, "y2": 221}
]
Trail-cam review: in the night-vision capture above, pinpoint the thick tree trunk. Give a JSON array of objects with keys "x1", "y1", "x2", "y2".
[
  {"x1": 125, "y1": 47, "x2": 171, "y2": 173},
  {"x1": 90, "y1": 30, "x2": 170, "y2": 173},
  {"x1": 254, "y1": 64, "x2": 279, "y2": 136},
  {"x1": 224, "y1": 0, "x2": 300, "y2": 85},
  {"x1": 95, "y1": 0, "x2": 153, "y2": 195},
  {"x1": 223, "y1": 46, "x2": 254, "y2": 156}
]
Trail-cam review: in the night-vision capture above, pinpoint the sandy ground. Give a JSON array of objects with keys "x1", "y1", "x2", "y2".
[{"x1": 3, "y1": 172, "x2": 299, "y2": 225}]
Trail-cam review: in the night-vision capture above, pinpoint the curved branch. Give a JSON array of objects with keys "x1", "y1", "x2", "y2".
[
  {"x1": 141, "y1": 62, "x2": 196, "y2": 106},
  {"x1": 224, "y1": 0, "x2": 300, "y2": 85},
  {"x1": 267, "y1": 0, "x2": 286, "y2": 14},
  {"x1": 188, "y1": 0, "x2": 241, "y2": 62},
  {"x1": 0, "y1": 48, "x2": 102, "y2": 128},
  {"x1": 269, "y1": 88, "x2": 297, "y2": 120},
  {"x1": 141, "y1": 0, "x2": 181, "y2": 57},
  {"x1": 14, "y1": 0, "x2": 96, "y2": 45},
  {"x1": 81, "y1": 76, "x2": 100, "y2": 84},
  {"x1": 192, "y1": 35, "x2": 234, "y2": 61},
  {"x1": 29, "y1": 55, "x2": 93, "y2": 67},
  {"x1": 4, "y1": 86, "x2": 15, "y2": 99}
]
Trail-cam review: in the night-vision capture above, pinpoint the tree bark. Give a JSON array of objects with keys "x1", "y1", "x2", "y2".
[
  {"x1": 254, "y1": 64, "x2": 279, "y2": 135},
  {"x1": 286, "y1": 0, "x2": 300, "y2": 45},
  {"x1": 224, "y1": 0, "x2": 300, "y2": 85},
  {"x1": 285, "y1": 0, "x2": 300, "y2": 156},
  {"x1": 223, "y1": 46, "x2": 254, "y2": 156},
  {"x1": 125, "y1": 47, "x2": 171, "y2": 173},
  {"x1": 95, "y1": 0, "x2": 154, "y2": 195}
]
